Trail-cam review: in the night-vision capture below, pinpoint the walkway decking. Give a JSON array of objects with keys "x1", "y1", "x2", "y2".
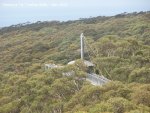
[{"x1": 86, "y1": 73, "x2": 110, "y2": 86}]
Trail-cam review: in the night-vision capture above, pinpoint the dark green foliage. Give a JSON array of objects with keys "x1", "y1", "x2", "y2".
[{"x1": 31, "y1": 43, "x2": 50, "y2": 52}]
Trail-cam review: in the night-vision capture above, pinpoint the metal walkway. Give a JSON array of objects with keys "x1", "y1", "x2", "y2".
[{"x1": 86, "y1": 73, "x2": 110, "y2": 86}]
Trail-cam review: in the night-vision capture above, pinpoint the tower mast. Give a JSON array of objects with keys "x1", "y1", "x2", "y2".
[{"x1": 80, "y1": 33, "x2": 84, "y2": 60}]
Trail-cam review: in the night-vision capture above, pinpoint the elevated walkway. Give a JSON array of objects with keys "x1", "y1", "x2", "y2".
[{"x1": 86, "y1": 73, "x2": 110, "y2": 86}]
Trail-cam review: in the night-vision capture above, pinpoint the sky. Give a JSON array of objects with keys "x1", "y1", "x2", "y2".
[{"x1": 0, "y1": 0, "x2": 150, "y2": 27}]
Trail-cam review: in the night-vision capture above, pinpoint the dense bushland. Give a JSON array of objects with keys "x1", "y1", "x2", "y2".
[{"x1": 0, "y1": 11, "x2": 150, "y2": 113}]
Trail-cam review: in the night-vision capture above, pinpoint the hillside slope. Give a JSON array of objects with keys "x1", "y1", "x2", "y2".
[{"x1": 0, "y1": 11, "x2": 150, "y2": 113}]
